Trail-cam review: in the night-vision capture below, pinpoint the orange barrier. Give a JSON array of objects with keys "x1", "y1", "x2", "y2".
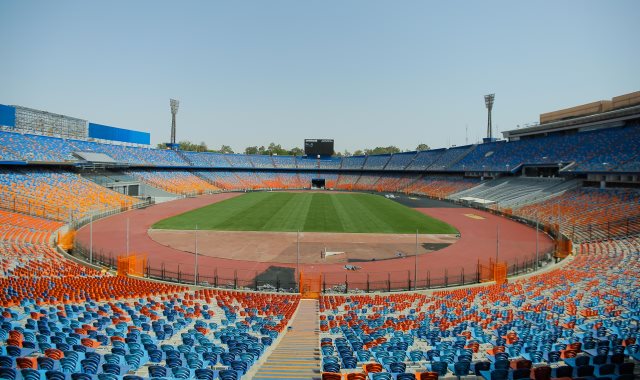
[
  {"x1": 494, "y1": 262, "x2": 507, "y2": 284},
  {"x1": 556, "y1": 237, "x2": 572, "y2": 258},
  {"x1": 117, "y1": 254, "x2": 147, "y2": 277},
  {"x1": 479, "y1": 258, "x2": 507, "y2": 283},
  {"x1": 57, "y1": 230, "x2": 75, "y2": 250},
  {"x1": 300, "y1": 272, "x2": 322, "y2": 299}
]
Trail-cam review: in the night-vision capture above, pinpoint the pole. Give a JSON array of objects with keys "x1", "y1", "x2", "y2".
[
  {"x1": 414, "y1": 228, "x2": 418, "y2": 290},
  {"x1": 536, "y1": 218, "x2": 540, "y2": 270},
  {"x1": 89, "y1": 214, "x2": 93, "y2": 264},
  {"x1": 496, "y1": 223, "x2": 499, "y2": 263},
  {"x1": 296, "y1": 230, "x2": 300, "y2": 289},
  {"x1": 126, "y1": 217, "x2": 130, "y2": 256},
  {"x1": 195, "y1": 224, "x2": 199, "y2": 286}
]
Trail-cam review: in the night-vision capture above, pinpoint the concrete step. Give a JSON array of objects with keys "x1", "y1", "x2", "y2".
[{"x1": 252, "y1": 299, "x2": 321, "y2": 380}]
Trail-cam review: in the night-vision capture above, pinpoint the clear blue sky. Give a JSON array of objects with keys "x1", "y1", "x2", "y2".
[{"x1": 1, "y1": 1, "x2": 638, "y2": 153}]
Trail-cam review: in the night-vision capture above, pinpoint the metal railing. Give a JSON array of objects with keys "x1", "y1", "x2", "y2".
[{"x1": 73, "y1": 240, "x2": 554, "y2": 294}]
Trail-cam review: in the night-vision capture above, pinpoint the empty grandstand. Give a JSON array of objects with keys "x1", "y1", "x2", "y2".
[{"x1": 0, "y1": 96, "x2": 638, "y2": 380}]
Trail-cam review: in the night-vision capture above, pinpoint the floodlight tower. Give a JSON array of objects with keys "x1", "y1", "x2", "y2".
[
  {"x1": 484, "y1": 94, "x2": 495, "y2": 139},
  {"x1": 170, "y1": 99, "x2": 179, "y2": 147}
]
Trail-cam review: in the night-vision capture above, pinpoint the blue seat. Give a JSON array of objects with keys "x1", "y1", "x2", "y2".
[
  {"x1": 408, "y1": 350, "x2": 423, "y2": 362},
  {"x1": 59, "y1": 358, "x2": 77, "y2": 374},
  {"x1": 97, "y1": 374, "x2": 119, "y2": 380},
  {"x1": 124, "y1": 354, "x2": 141, "y2": 370},
  {"x1": 494, "y1": 360, "x2": 510, "y2": 371},
  {"x1": 0, "y1": 368, "x2": 18, "y2": 380},
  {"x1": 5, "y1": 346, "x2": 21, "y2": 357},
  {"x1": 474, "y1": 361, "x2": 491, "y2": 375},
  {"x1": 187, "y1": 358, "x2": 204, "y2": 369},
  {"x1": 80, "y1": 359, "x2": 98, "y2": 375},
  {"x1": 148, "y1": 365, "x2": 167, "y2": 378},
  {"x1": 323, "y1": 362, "x2": 340, "y2": 373},
  {"x1": 218, "y1": 369, "x2": 238, "y2": 380},
  {"x1": 323, "y1": 356, "x2": 339, "y2": 365},
  {"x1": 617, "y1": 362, "x2": 635, "y2": 375},
  {"x1": 0, "y1": 356, "x2": 14, "y2": 368},
  {"x1": 490, "y1": 369, "x2": 509, "y2": 380},
  {"x1": 389, "y1": 362, "x2": 407, "y2": 373},
  {"x1": 576, "y1": 365, "x2": 595, "y2": 377},
  {"x1": 166, "y1": 357, "x2": 183, "y2": 368},
  {"x1": 171, "y1": 367, "x2": 191, "y2": 379},
  {"x1": 195, "y1": 368, "x2": 214, "y2": 380},
  {"x1": 592, "y1": 354, "x2": 607, "y2": 365},
  {"x1": 554, "y1": 365, "x2": 573, "y2": 378},
  {"x1": 202, "y1": 352, "x2": 217, "y2": 365},
  {"x1": 165, "y1": 351, "x2": 181, "y2": 360},
  {"x1": 230, "y1": 361, "x2": 248, "y2": 374},
  {"x1": 512, "y1": 368, "x2": 531, "y2": 379},
  {"x1": 429, "y1": 361, "x2": 448, "y2": 377},
  {"x1": 546, "y1": 351, "x2": 561, "y2": 363},
  {"x1": 71, "y1": 345, "x2": 86, "y2": 353},
  {"x1": 37, "y1": 357, "x2": 55, "y2": 371},
  {"x1": 20, "y1": 369, "x2": 42, "y2": 380},
  {"x1": 370, "y1": 374, "x2": 393, "y2": 380},
  {"x1": 494, "y1": 352, "x2": 509, "y2": 362},
  {"x1": 342, "y1": 356, "x2": 357, "y2": 370},
  {"x1": 595, "y1": 363, "x2": 616, "y2": 377},
  {"x1": 147, "y1": 349, "x2": 163, "y2": 363},
  {"x1": 219, "y1": 353, "x2": 234, "y2": 366},
  {"x1": 102, "y1": 363, "x2": 122, "y2": 375},
  {"x1": 453, "y1": 361, "x2": 470, "y2": 377},
  {"x1": 71, "y1": 374, "x2": 92, "y2": 380},
  {"x1": 44, "y1": 371, "x2": 65, "y2": 380}
]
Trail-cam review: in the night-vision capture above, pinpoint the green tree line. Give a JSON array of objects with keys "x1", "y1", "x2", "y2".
[{"x1": 158, "y1": 142, "x2": 431, "y2": 156}]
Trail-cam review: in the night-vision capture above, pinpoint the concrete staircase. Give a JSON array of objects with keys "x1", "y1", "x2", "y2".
[{"x1": 252, "y1": 299, "x2": 321, "y2": 380}]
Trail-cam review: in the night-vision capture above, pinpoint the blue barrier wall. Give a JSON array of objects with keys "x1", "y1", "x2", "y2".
[
  {"x1": 0, "y1": 105, "x2": 16, "y2": 127},
  {"x1": 88, "y1": 123, "x2": 150, "y2": 145}
]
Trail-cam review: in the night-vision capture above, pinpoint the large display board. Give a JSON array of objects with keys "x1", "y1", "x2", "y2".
[
  {"x1": 88, "y1": 123, "x2": 150, "y2": 145},
  {"x1": 0, "y1": 105, "x2": 16, "y2": 127},
  {"x1": 304, "y1": 139, "x2": 334, "y2": 156}
]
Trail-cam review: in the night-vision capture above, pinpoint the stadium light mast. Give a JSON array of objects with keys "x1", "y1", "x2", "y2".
[
  {"x1": 484, "y1": 94, "x2": 495, "y2": 139},
  {"x1": 170, "y1": 99, "x2": 179, "y2": 148}
]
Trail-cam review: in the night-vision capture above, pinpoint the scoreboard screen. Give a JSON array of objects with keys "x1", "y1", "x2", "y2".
[{"x1": 304, "y1": 139, "x2": 334, "y2": 156}]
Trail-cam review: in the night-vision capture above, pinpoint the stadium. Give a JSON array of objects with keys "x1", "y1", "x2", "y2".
[
  {"x1": 1, "y1": 2, "x2": 640, "y2": 380},
  {"x1": 0, "y1": 90, "x2": 639, "y2": 380}
]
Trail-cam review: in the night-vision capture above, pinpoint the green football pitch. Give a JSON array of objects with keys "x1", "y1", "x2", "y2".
[{"x1": 152, "y1": 192, "x2": 457, "y2": 234}]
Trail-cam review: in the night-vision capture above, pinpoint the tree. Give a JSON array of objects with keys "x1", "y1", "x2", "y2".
[
  {"x1": 415, "y1": 143, "x2": 430, "y2": 151},
  {"x1": 213, "y1": 145, "x2": 234, "y2": 154},
  {"x1": 245, "y1": 146, "x2": 259, "y2": 155},
  {"x1": 364, "y1": 146, "x2": 401, "y2": 155},
  {"x1": 289, "y1": 147, "x2": 304, "y2": 156},
  {"x1": 353, "y1": 150, "x2": 364, "y2": 156},
  {"x1": 178, "y1": 140, "x2": 207, "y2": 152},
  {"x1": 267, "y1": 143, "x2": 286, "y2": 155}
]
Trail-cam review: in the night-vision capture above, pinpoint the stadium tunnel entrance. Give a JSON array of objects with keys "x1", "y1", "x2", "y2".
[{"x1": 311, "y1": 178, "x2": 326, "y2": 189}]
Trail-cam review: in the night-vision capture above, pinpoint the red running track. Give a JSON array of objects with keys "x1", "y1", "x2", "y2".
[{"x1": 75, "y1": 193, "x2": 554, "y2": 285}]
